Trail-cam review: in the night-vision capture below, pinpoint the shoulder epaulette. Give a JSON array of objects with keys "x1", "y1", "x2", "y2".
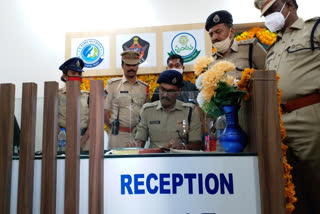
[
  {"x1": 238, "y1": 38, "x2": 258, "y2": 45},
  {"x1": 182, "y1": 102, "x2": 195, "y2": 109},
  {"x1": 80, "y1": 90, "x2": 89, "y2": 94},
  {"x1": 107, "y1": 78, "x2": 121, "y2": 84},
  {"x1": 142, "y1": 101, "x2": 158, "y2": 109},
  {"x1": 137, "y1": 80, "x2": 149, "y2": 87},
  {"x1": 306, "y1": 17, "x2": 320, "y2": 23}
]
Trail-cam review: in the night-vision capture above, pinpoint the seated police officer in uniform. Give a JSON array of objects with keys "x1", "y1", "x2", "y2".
[
  {"x1": 134, "y1": 70, "x2": 203, "y2": 150},
  {"x1": 58, "y1": 57, "x2": 90, "y2": 151},
  {"x1": 151, "y1": 54, "x2": 198, "y2": 103}
]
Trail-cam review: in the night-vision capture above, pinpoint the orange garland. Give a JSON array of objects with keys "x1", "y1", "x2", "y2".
[
  {"x1": 276, "y1": 74, "x2": 298, "y2": 213},
  {"x1": 238, "y1": 70, "x2": 297, "y2": 213},
  {"x1": 237, "y1": 68, "x2": 255, "y2": 100}
]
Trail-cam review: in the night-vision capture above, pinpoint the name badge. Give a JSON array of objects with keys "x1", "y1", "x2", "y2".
[
  {"x1": 120, "y1": 91, "x2": 128, "y2": 93},
  {"x1": 150, "y1": 120, "x2": 160, "y2": 124}
]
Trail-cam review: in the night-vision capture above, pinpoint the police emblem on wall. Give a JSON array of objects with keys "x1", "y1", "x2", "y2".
[
  {"x1": 122, "y1": 36, "x2": 150, "y2": 64},
  {"x1": 168, "y1": 32, "x2": 200, "y2": 63},
  {"x1": 76, "y1": 39, "x2": 104, "y2": 68}
]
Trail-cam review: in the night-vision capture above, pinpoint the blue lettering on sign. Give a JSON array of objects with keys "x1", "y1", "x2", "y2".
[
  {"x1": 159, "y1": 173, "x2": 171, "y2": 194},
  {"x1": 146, "y1": 173, "x2": 158, "y2": 194},
  {"x1": 120, "y1": 173, "x2": 234, "y2": 195}
]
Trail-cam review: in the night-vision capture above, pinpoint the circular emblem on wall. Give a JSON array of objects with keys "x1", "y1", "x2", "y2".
[
  {"x1": 169, "y1": 32, "x2": 200, "y2": 63},
  {"x1": 76, "y1": 39, "x2": 104, "y2": 68}
]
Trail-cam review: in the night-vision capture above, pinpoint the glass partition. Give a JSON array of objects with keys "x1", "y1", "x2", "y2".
[{"x1": 12, "y1": 90, "x2": 235, "y2": 155}]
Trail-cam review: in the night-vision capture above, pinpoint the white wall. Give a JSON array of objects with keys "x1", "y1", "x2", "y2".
[{"x1": 1, "y1": 0, "x2": 318, "y2": 98}]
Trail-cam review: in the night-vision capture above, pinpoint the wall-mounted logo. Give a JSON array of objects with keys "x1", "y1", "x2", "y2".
[
  {"x1": 169, "y1": 32, "x2": 200, "y2": 63},
  {"x1": 122, "y1": 36, "x2": 150, "y2": 64},
  {"x1": 77, "y1": 39, "x2": 104, "y2": 68}
]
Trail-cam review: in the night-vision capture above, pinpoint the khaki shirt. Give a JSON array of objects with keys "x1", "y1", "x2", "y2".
[
  {"x1": 266, "y1": 18, "x2": 320, "y2": 102},
  {"x1": 135, "y1": 100, "x2": 202, "y2": 148},
  {"x1": 209, "y1": 38, "x2": 267, "y2": 79},
  {"x1": 58, "y1": 86, "x2": 89, "y2": 129},
  {"x1": 104, "y1": 76, "x2": 149, "y2": 128}
]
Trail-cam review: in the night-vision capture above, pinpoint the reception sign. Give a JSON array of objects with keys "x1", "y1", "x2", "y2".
[{"x1": 10, "y1": 155, "x2": 261, "y2": 214}]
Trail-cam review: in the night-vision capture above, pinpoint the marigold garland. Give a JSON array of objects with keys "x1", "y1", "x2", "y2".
[
  {"x1": 238, "y1": 70, "x2": 297, "y2": 213},
  {"x1": 235, "y1": 27, "x2": 277, "y2": 46},
  {"x1": 237, "y1": 68, "x2": 255, "y2": 100}
]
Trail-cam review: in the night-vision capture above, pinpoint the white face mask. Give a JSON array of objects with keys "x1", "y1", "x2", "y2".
[
  {"x1": 212, "y1": 31, "x2": 232, "y2": 54},
  {"x1": 171, "y1": 68, "x2": 183, "y2": 74},
  {"x1": 265, "y1": 2, "x2": 290, "y2": 32}
]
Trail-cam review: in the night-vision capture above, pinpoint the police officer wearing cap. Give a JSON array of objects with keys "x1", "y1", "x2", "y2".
[
  {"x1": 134, "y1": 70, "x2": 203, "y2": 150},
  {"x1": 255, "y1": 1, "x2": 320, "y2": 213},
  {"x1": 58, "y1": 57, "x2": 90, "y2": 151},
  {"x1": 205, "y1": 10, "x2": 267, "y2": 79},
  {"x1": 104, "y1": 50, "x2": 149, "y2": 149}
]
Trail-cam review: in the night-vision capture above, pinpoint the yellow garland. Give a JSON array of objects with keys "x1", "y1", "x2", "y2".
[
  {"x1": 235, "y1": 27, "x2": 277, "y2": 46},
  {"x1": 238, "y1": 70, "x2": 297, "y2": 213},
  {"x1": 237, "y1": 68, "x2": 255, "y2": 100},
  {"x1": 80, "y1": 73, "x2": 196, "y2": 95}
]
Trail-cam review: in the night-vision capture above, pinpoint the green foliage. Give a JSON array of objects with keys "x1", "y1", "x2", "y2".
[{"x1": 203, "y1": 81, "x2": 246, "y2": 118}]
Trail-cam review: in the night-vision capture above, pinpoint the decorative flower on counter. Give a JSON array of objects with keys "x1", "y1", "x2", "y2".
[
  {"x1": 194, "y1": 60, "x2": 246, "y2": 117},
  {"x1": 194, "y1": 56, "x2": 214, "y2": 76}
]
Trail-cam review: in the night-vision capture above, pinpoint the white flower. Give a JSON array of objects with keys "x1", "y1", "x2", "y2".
[
  {"x1": 196, "y1": 91, "x2": 206, "y2": 107},
  {"x1": 195, "y1": 74, "x2": 203, "y2": 90}
]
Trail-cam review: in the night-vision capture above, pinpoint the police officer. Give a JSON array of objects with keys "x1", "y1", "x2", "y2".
[
  {"x1": 104, "y1": 50, "x2": 149, "y2": 149},
  {"x1": 255, "y1": 1, "x2": 320, "y2": 213},
  {"x1": 151, "y1": 54, "x2": 198, "y2": 103},
  {"x1": 134, "y1": 70, "x2": 203, "y2": 150},
  {"x1": 58, "y1": 57, "x2": 90, "y2": 151},
  {"x1": 205, "y1": 10, "x2": 267, "y2": 79}
]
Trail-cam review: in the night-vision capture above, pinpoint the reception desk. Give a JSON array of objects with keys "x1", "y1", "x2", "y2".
[{"x1": 10, "y1": 153, "x2": 261, "y2": 214}]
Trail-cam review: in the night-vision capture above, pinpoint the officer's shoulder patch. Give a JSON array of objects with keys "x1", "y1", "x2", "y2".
[
  {"x1": 107, "y1": 78, "x2": 121, "y2": 84},
  {"x1": 238, "y1": 38, "x2": 258, "y2": 45},
  {"x1": 80, "y1": 90, "x2": 89, "y2": 94},
  {"x1": 306, "y1": 17, "x2": 320, "y2": 23},
  {"x1": 137, "y1": 80, "x2": 149, "y2": 87},
  {"x1": 182, "y1": 102, "x2": 195, "y2": 109},
  {"x1": 142, "y1": 102, "x2": 158, "y2": 109}
]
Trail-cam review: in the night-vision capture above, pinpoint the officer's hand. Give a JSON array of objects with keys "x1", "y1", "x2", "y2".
[
  {"x1": 164, "y1": 138, "x2": 186, "y2": 150},
  {"x1": 128, "y1": 140, "x2": 143, "y2": 148}
]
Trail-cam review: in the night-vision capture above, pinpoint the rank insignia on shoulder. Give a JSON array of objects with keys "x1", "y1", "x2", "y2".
[{"x1": 150, "y1": 121, "x2": 160, "y2": 124}]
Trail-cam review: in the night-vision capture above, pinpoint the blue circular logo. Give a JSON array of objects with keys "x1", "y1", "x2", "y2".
[{"x1": 77, "y1": 39, "x2": 104, "y2": 68}]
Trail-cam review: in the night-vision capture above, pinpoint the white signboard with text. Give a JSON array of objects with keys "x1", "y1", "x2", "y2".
[
  {"x1": 163, "y1": 29, "x2": 206, "y2": 66},
  {"x1": 10, "y1": 155, "x2": 261, "y2": 214},
  {"x1": 71, "y1": 36, "x2": 111, "y2": 70}
]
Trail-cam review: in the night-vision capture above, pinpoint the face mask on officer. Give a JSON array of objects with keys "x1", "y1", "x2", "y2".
[
  {"x1": 265, "y1": 2, "x2": 291, "y2": 32},
  {"x1": 212, "y1": 30, "x2": 233, "y2": 54},
  {"x1": 171, "y1": 68, "x2": 184, "y2": 74}
]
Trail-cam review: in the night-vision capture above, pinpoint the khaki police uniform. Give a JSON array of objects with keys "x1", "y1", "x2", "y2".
[
  {"x1": 135, "y1": 100, "x2": 202, "y2": 148},
  {"x1": 58, "y1": 86, "x2": 90, "y2": 150},
  {"x1": 209, "y1": 38, "x2": 267, "y2": 79},
  {"x1": 104, "y1": 76, "x2": 149, "y2": 149},
  {"x1": 265, "y1": 17, "x2": 320, "y2": 213}
]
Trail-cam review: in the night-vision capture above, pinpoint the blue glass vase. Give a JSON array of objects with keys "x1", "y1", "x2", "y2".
[{"x1": 219, "y1": 105, "x2": 247, "y2": 153}]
